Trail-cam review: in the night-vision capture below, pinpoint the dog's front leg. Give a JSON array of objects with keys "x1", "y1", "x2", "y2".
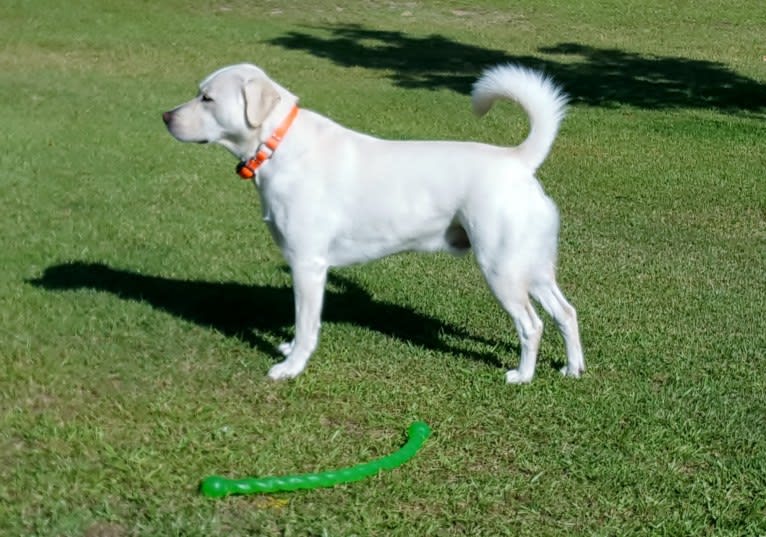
[{"x1": 267, "y1": 261, "x2": 328, "y2": 380}]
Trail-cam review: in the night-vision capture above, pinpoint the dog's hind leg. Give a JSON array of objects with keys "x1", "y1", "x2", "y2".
[
  {"x1": 479, "y1": 265, "x2": 544, "y2": 384},
  {"x1": 530, "y1": 277, "x2": 585, "y2": 378},
  {"x1": 268, "y1": 262, "x2": 328, "y2": 380}
]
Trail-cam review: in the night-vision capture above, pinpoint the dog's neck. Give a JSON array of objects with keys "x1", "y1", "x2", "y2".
[{"x1": 232, "y1": 104, "x2": 300, "y2": 180}]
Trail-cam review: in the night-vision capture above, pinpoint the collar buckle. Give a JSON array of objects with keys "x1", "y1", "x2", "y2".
[{"x1": 236, "y1": 105, "x2": 299, "y2": 181}]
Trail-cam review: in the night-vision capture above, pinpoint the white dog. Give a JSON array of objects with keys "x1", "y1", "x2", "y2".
[{"x1": 163, "y1": 63, "x2": 584, "y2": 383}]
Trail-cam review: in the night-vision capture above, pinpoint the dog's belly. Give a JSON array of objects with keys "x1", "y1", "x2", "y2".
[{"x1": 326, "y1": 216, "x2": 467, "y2": 266}]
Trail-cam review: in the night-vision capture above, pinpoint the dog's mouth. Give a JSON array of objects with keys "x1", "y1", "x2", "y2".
[
  {"x1": 166, "y1": 130, "x2": 209, "y2": 145},
  {"x1": 162, "y1": 111, "x2": 209, "y2": 144}
]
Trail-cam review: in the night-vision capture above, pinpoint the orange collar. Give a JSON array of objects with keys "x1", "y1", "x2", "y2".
[{"x1": 236, "y1": 105, "x2": 300, "y2": 180}]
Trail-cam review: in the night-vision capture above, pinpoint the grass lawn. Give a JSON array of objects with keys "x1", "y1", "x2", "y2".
[{"x1": 1, "y1": 1, "x2": 765, "y2": 535}]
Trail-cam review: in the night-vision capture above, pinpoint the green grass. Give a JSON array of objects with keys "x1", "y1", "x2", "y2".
[{"x1": 1, "y1": 1, "x2": 765, "y2": 535}]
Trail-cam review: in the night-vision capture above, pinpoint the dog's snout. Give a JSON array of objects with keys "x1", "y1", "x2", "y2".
[{"x1": 162, "y1": 111, "x2": 172, "y2": 125}]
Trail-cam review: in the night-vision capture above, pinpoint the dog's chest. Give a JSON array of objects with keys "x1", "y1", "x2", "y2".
[
  {"x1": 258, "y1": 198, "x2": 287, "y2": 250},
  {"x1": 254, "y1": 182, "x2": 288, "y2": 249}
]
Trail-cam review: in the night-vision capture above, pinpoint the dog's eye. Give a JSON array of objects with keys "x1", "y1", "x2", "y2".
[{"x1": 201, "y1": 94, "x2": 214, "y2": 103}]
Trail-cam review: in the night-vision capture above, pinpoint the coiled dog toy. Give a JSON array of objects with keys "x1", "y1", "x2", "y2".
[{"x1": 200, "y1": 421, "x2": 431, "y2": 498}]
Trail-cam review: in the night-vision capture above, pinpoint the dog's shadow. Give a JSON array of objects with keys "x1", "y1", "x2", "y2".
[{"x1": 29, "y1": 261, "x2": 511, "y2": 368}]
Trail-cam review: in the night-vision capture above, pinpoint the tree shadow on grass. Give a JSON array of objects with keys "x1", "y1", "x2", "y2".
[
  {"x1": 29, "y1": 262, "x2": 510, "y2": 368},
  {"x1": 268, "y1": 25, "x2": 765, "y2": 113}
]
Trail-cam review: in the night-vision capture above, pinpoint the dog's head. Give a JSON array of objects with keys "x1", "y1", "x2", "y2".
[{"x1": 162, "y1": 64, "x2": 298, "y2": 159}]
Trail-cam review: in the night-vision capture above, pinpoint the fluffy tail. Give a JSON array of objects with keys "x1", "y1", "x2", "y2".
[{"x1": 472, "y1": 64, "x2": 568, "y2": 172}]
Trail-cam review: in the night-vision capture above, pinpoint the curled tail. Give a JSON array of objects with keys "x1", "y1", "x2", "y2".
[{"x1": 472, "y1": 64, "x2": 568, "y2": 172}]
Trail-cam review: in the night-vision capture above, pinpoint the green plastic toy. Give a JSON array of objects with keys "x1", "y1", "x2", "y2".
[{"x1": 200, "y1": 421, "x2": 431, "y2": 498}]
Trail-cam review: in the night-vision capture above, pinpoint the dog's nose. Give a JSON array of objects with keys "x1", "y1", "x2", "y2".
[{"x1": 162, "y1": 111, "x2": 172, "y2": 124}]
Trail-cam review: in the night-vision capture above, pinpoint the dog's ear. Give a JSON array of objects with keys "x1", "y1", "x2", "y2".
[{"x1": 243, "y1": 77, "x2": 282, "y2": 128}]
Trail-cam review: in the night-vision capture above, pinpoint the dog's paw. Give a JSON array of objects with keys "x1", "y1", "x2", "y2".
[
  {"x1": 277, "y1": 340, "x2": 294, "y2": 357},
  {"x1": 267, "y1": 360, "x2": 304, "y2": 381},
  {"x1": 505, "y1": 369, "x2": 533, "y2": 384},
  {"x1": 560, "y1": 364, "x2": 584, "y2": 378}
]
